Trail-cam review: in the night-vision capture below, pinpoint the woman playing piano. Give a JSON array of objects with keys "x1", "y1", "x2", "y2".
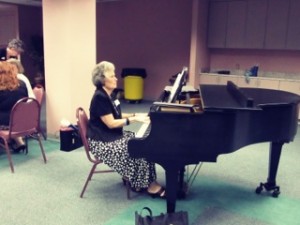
[{"x1": 87, "y1": 61, "x2": 165, "y2": 198}]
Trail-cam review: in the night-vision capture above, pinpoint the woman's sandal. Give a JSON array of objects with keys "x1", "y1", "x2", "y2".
[{"x1": 147, "y1": 187, "x2": 166, "y2": 199}]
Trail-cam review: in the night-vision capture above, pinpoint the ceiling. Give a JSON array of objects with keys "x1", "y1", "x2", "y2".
[{"x1": 0, "y1": 0, "x2": 123, "y2": 7}]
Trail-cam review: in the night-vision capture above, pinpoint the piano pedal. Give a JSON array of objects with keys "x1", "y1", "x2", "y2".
[{"x1": 255, "y1": 182, "x2": 281, "y2": 198}]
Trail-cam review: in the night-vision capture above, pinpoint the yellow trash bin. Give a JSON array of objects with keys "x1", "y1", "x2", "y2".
[
  {"x1": 121, "y1": 68, "x2": 147, "y2": 102},
  {"x1": 124, "y1": 76, "x2": 144, "y2": 101}
]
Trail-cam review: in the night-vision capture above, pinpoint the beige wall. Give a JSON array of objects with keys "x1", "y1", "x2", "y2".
[
  {"x1": 189, "y1": 0, "x2": 209, "y2": 87},
  {"x1": 11, "y1": 0, "x2": 299, "y2": 138},
  {"x1": 42, "y1": 0, "x2": 207, "y2": 137},
  {"x1": 42, "y1": 0, "x2": 201, "y2": 137},
  {"x1": 43, "y1": 0, "x2": 96, "y2": 136}
]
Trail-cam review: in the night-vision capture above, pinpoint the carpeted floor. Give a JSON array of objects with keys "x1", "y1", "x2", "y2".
[
  {"x1": 0, "y1": 100, "x2": 300, "y2": 225},
  {"x1": 104, "y1": 134, "x2": 300, "y2": 225}
]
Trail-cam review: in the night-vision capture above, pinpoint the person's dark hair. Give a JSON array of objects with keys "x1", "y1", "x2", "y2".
[
  {"x1": 7, "y1": 38, "x2": 24, "y2": 53},
  {"x1": 92, "y1": 61, "x2": 115, "y2": 87}
]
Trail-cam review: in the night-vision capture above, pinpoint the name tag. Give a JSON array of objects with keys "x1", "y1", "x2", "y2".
[{"x1": 114, "y1": 99, "x2": 120, "y2": 106}]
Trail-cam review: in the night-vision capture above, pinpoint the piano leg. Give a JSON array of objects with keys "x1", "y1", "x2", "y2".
[
  {"x1": 255, "y1": 141, "x2": 283, "y2": 197},
  {"x1": 178, "y1": 167, "x2": 187, "y2": 199},
  {"x1": 164, "y1": 165, "x2": 183, "y2": 213}
]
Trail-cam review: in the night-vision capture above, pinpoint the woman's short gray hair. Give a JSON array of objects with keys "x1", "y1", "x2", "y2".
[
  {"x1": 7, "y1": 39, "x2": 24, "y2": 53},
  {"x1": 92, "y1": 61, "x2": 115, "y2": 87}
]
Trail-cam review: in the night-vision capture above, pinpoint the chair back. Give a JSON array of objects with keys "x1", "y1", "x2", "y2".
[
  {"x1": 33, "y1": 84, "x2": 44, "y2": 105},
  {"x1": 76, "y1": 107, "x2": 100, "y2": 164},
  {"x1": 9, "y1": 97, "x2": 41, "y2": 137},
  {"x1": 76, "y1": 107, "x2": 118, "y2": 198}
]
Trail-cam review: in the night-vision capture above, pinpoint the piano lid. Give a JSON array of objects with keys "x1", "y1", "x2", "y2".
[{"x1": 200, "y1": 81, "x2": 300, "y2": 111}]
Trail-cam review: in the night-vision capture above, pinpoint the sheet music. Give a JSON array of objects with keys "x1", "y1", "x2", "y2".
[{"x1": 167, "y1": 70, "x2": 184, "y2": 103}]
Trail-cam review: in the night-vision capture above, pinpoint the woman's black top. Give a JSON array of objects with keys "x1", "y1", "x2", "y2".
[
  {"x1": 0, "y1": 48, "x2": 18, "y2": 61},
  {"x1": 0, "y1": 48, "x2": 7, "y2": 61},
  {"x1": 0, "y1": 80, "x2": 28, "y2": 125},
  {"x1": 87, "y1": 87, "x2": 123, "y2": 142}
]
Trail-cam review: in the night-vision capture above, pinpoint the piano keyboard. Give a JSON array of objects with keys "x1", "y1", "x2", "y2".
[{"x1": 135, "y1": 122, "x2": 151, "y2": 138}]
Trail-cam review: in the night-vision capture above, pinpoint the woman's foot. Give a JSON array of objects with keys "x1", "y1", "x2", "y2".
[
  {"x1": 12, "y1": 144, "x2": 26, "y2": 153},
  {"x1": 147, "y1": 182, "x2": 166, "y2": 198},
  {"x1": 11, "y1": 137, "x2": 26, "y2": 153},
  {"x1": 147, "y1": 187, "x2": 166, "y2": 199}
]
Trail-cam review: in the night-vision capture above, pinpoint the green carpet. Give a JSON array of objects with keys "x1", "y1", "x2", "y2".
[
  {"x1": 103, "y1": 127, "x2": 300, "y2": 225},
  {"x1": 0, "y1": 138, "x2": 59, "y2": 168},
  {"x1": 1, "y1": 128, "x2": 299, "y2": 225},
  {"x1": 104, "y1": 175, "x2": 300, "y2": 225}
]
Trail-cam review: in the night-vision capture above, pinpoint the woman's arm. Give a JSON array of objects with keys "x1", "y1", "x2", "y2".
[
  {"x1": 122, "y1": 112, "x2": 135, "y2": 118},
  {"x1": 17, "y1": 74, "x2": 36, "y2": 99},
  {"x1": 101, "y1": 113, "x2": 149, "y2": 129},
  {"x1": 101, "y1": 113, "x2": 127, "y2": 129}
]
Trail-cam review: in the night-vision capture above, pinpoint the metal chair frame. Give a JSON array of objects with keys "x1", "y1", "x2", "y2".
[
  {"x1": 76, "y1": 107, "x2": 131, "y2": 199},
  {"x1": 0, "y1": 97, "x2": 47, "y2": 173},
  {"x1": 32, "y1": 84, "x2": 46, "y2": 140}
]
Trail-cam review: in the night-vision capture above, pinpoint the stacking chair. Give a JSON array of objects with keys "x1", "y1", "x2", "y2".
[
  {"x1": 76, "y1": 107, "x2": 131, "y2": 199},
  {"x1": 32, "y1": 84, "x2": 46, "y2": 140},
  {"x1": 0, "y1": 97, "x2": 47, "y2": 173},
  {"x1": 32, "y1": 84, "x2": 44, "y2": 105}
]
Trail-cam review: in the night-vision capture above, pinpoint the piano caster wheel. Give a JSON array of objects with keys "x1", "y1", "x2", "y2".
[
  {"x1": 255, "y1": 183, "x2": 263, "y2": 194},
  {"x1": 255, "y1": 182, "x2": 280, "y2": 198},
  {"x1": 272, "y1": 188, "x2": 280, "y2": 198}
]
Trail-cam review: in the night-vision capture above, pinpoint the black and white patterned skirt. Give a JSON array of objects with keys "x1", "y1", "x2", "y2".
[{"x1": 88, "y1": 130, "x2": 156, "y2": 189}]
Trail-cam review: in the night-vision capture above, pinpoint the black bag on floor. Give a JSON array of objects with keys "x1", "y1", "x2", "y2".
[
  {"x1": 135, "y1": 207, "x2": 188, "y2": 225},
  {"x1": 60, "y1": 125, "x2": 83, "y2": 152}
]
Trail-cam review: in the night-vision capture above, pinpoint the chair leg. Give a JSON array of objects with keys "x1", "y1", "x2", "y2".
[
  {"x1": 126, "y1": 180, "x2": 131, "y2": 200},
  {"x1": 122, "y1": 177, "x2": 131, "y2": 199},
  {"x1": 25, "y1": 136, "x2": 28, "y2": 154},
  {"x1": 37, "y1": 134, "x2": 47, "y2": 163},
  {"x1": 80, "y1": 163, "x2": 98, "y2": 198},
  {"x1": 41, "y1": 130, "x2": 47, "y2": 140},
  {"x1": 80, "y1": 165, "x2": 130, "y2": 199},
  {"x1": 1, "y1": 139, "x2": 14, "y2": 173}
]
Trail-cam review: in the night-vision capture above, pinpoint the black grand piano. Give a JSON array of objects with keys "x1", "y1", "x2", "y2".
[{"x1": 128, "y1": 69, "x2": 300, "y2": 213}]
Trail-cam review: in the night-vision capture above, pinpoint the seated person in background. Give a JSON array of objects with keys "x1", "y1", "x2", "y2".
[
  {"x1": 7, "y1": 58, "x2": 35, "y2": 99},
  {"x1": 0, "y1": 38, "x2": 24, "y2": 61},
  {"x1": 0, "y1": 61, "x2": 28, "y2": 152},
  {"x1": 87, "y1": 61, "x2": 165, "y2": 198}
]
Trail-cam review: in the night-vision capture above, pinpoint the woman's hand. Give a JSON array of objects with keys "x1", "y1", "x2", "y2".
[{"x1": 130, "y1": 113, "x2": 150, "y2": 123}]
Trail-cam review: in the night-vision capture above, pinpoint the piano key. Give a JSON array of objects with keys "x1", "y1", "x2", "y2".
[{"x1": 135, "y1": 122, "x2": 151, "y2": 138}]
